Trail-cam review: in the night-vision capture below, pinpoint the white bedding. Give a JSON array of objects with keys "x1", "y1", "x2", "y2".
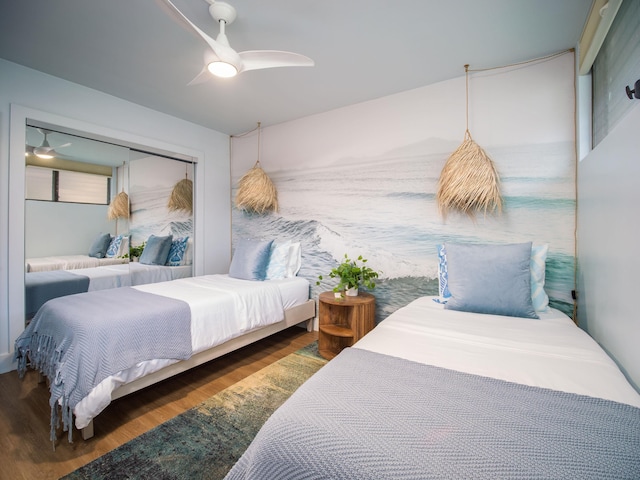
[
  {"x1": 354, "y1": 296, "x2": 640, "y2": 408},
  {"x1": 51, "y1": 263, "x2": 193, "y2": 291},
  {"x1": 73, "y1": 274, "x2": 310, "y2": 429},
  {"x1": 26, "y1": 254, "x2": 128, "y2": 272}
]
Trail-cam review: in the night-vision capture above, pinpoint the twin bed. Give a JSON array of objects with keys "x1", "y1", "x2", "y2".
[
  {"x1": 24, "y1": 235, "x2": 195, "y2": 317},
  {"x1": 226, "y1": 296, "x2": 640, "y2": 479},
  {"x1": 16, "y1": 272, "x2": 314, "y2": 442},
  {"x1": 225, "y1": 242, "x2": 640, "y2": 479},
  {"x1": 25, "y1": 262, "x2": 192, "y2": 318}
]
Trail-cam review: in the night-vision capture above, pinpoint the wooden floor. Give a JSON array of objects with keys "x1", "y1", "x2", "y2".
[{"x1": 0, "y1": 327, "x2": 317, "y2": 480}]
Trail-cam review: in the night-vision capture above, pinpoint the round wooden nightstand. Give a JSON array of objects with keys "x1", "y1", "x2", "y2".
[{"x1": 317, "y1": 291, "x2": 376, "y2": 360}]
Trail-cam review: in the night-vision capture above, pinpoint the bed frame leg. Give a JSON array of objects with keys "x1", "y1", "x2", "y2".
[{"x1": 81, "y1": 420, "x2": 94, "y2": 440}]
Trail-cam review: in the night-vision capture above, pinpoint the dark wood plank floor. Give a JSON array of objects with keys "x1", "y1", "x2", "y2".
[{"x1": 0, "y1": 327, "x2": 317, "y2": 480}]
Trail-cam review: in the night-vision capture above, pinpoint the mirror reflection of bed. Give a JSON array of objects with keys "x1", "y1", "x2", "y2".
[{"x1": 24, "y1": 123, "x2": 195, "y2": 321}]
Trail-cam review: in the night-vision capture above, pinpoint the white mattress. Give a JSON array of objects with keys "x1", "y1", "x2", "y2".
[
  {"x1": 354, "y1": 296, "x2": 640, "y2": 408},
  {"x1": 73, "y1": 274, "x2": 310, "y2": 428},
  {"x1": 26, "y1": 254, "x2": 128, "y2": 272}
]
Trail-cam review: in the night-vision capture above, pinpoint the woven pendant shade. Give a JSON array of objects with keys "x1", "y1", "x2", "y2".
[
  {"x1": 107, "y1": 163, "x2": 130, "y2": 220},
  {"x1": 235, "y1": 160, "x2": 279, "y2": 214},
  {"x1": 437, "y1": 65, "x2": 502, "y2": 220},
  {"x1": 234, "y1": 122, "x2": 279, "y2": 214},
  {"x1": 107, "y1": 191, "x2": 130, "y2": 220},
  {"x1": 168, "y1": 176, "x2": 193, "y2": 214}
]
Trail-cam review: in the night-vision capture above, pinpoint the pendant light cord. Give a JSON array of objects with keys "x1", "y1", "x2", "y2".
[{"x1": 464, "y1": 64, "x2": 471, "y2": 139}]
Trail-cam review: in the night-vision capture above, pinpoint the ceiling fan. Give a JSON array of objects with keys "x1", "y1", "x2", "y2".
[
  {"x1": 159, "y1": 0, "x2": 314, "y2": 82},
  {"x1": 27, "y1": 129, "x2": 71, "y2": 159}
]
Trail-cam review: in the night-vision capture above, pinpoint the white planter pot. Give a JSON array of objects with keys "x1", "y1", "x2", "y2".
[{"x1": 345, "y1": 287, "x2": 358, "y2": 296}]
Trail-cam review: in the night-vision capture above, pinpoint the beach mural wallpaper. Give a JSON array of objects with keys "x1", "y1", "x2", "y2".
[
  {"x1": 231, "y1": 53, "x2": 576, "y2": 321},
  {"x1": 129, "y1": 155, "x2": 194, "y2": 250}
]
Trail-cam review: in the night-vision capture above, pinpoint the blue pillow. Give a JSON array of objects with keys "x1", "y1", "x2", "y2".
[
  {"x1": 105, "y1": 234, "x2": 123, "y2": 258},
  {"x1": 444, "y1": 242, "x2": 538, "y2": 319},
  {"x1": 139, "y1": 234, "x2": 173, "y2": 265},
  {"x1": 435, "y1": 244, "x2": 451, "y2": 303},
  {"x1": 229, "y1": 239, "x2": 274, "y2": 281},
  {"x1": 88, "y1": 233, "x2": 112, "y2": 258},
  {"x1": 166, "y1": 236, "x2": 189, "y2": 266}
]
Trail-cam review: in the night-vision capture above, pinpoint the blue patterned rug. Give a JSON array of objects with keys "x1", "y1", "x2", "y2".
[{"x1": 61, "y1": 342, "x2": 326, "y2": 480}]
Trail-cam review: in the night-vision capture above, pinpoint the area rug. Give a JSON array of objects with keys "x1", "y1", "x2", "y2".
[{"x1": 62, "y1": 342, "x2": 326, "y2": 480}]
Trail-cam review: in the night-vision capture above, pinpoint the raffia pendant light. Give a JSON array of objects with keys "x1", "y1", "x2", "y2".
[
  {"x1": 168, "y1": 165, "x2": 193, "y2": 215},
  {"x1": 107, "y1": 163, "x2": 130, "y2": 220},
  {"x1": 107, "y1": 191, "x2": 130, "y2": 220},
  {"x1": 437, "y1": 65, "x2": 502, "y2": 220},
  {"x1": 234, "y1": 122, "x2": 279, "y2": 214}
]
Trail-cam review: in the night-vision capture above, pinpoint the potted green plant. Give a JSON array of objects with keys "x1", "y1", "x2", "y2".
[
  {"x1": 128, "y1": 242, "x2": 146, "y2": 261},
  {"x1": 317, "y1": 254, "x2": 380, "y2": 297}
]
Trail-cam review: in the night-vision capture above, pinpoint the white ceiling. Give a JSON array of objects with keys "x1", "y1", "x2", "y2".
[{"x1": 0, "y1": 0, "x2": 592, "y2": 136}]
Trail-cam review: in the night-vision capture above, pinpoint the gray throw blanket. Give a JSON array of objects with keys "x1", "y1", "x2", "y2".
[
  {"x1": 25, "y1": 270, "x2": 90, "y2": 318},
  {"x1": 15, "y1": 287, "x2": 192, "y2": 442},
  {"x1": 226, "y1": 348, "x2": 640, "y2": 480}
]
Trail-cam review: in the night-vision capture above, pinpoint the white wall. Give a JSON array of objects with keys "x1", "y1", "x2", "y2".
[
  {"x1": 577, "y1": 103, "x2": 640, "y2": 391},
  {"x1": 0, "y1": 59, "x2": 231, "y2": 373},
  {"x1": 25, "y1": 201, "x2": 113, "y2": 257}
]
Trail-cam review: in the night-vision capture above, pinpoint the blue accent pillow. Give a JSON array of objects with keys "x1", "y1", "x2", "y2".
[
  {"x1": 444, "y1": 242, "x2": 539, "y2": 319},
  {"x1": 166, "y1": 236, "x2": 189, "y2": 266},
  {"x1": 88, "y1": 233, "x2": 112, "y2": 258},
  {"x1": 435, "y1": 244, "x2": 451, "y2": 303},
  {"x1": 139, "y1": 234, "x2": 173, "y2": 265},
  {"x1": 229, "y1": 239, "x2": 274, "y2": 281},
  {"x1": 105, "y1": 234, "x2": 123, "y2": 258}
]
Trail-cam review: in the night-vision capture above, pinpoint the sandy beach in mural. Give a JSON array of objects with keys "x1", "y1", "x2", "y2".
[{"x1": 233, "y1": 140, "x2": 576, "y2": 320}]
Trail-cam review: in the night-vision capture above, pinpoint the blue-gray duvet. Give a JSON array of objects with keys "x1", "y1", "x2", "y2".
[
  {"x1": 225, "y1": 347, "x2": 640, "y2": 480},
  {"x1": 15, "y1": 287, "x2": 192, "y2": 442}
]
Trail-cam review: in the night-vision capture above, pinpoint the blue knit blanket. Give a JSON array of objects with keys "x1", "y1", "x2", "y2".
[
  {"x1": 25, "y1": 270, "x2": 90, "y2": 318},
  {"x1": 15, "y1": 287, "x2": 192, "y2": 442},
  {"x1": 226, "y1": 348, "x2": 640, "y2": 480}
]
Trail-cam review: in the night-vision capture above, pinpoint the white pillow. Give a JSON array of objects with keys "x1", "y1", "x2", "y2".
[
  {"x1": 286, "y1": 242, "x2": 302, "y2": 277},
  {"x1": 117, "y1": 236, "x2": 130, "y2": 258},
  {"x1": 182, "y1": 238, "x2": 193, "y2": 266},
  {"x1": 265, "y1": 241, "x2": 292, "y2": 280}
]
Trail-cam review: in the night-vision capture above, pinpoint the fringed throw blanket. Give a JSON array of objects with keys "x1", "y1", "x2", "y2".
[
  {"x1": 15, "y1": 287, "x2": 192, "y2": 442},
  {"x1": 226, "y1": 348, "x2": 640, "y2": 480}
]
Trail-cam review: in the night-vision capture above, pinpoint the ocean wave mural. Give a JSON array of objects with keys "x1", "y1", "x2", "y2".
[{"x1": 233, "y1": 140, "x2": 576, "y2": 321}]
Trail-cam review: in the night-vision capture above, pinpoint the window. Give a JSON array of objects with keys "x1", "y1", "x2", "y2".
[
  {"x1": 26, "y1": 165, "x2": 111, "y2": 204},
  {"x1": 592, "y1": 0, "x2": 640, "y2": 146}
]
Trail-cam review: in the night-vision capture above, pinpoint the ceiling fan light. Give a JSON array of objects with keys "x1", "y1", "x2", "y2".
[
  {"x1": 208, "y1": 61, "x2": 237, "y2": 78},
  {"x1": 34, "y1": 149, "x2": 54, "y2": 159}
]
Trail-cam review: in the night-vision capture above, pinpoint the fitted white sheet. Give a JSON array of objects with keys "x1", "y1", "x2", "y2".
[
  {"x1": 73, "y1": 274, "x2": 310, "y2": 428},
  {"x1": 353, "y1": 296, "x2": 640, "y2": 408}
]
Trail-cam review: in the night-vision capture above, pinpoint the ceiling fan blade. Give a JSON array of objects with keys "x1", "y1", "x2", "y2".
[
  {"x1": 159, "y1": 0, "x2": 240, "y2": 69},
  {"x1": 239, "y1": 50, "x2": 315, "y2": 72},
  {"x1": 187, "y1": 49, "x2": 221, "y2": 85},
  {"x1": 188, "y1": 67, "x2": 214, "y2": 86}
]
